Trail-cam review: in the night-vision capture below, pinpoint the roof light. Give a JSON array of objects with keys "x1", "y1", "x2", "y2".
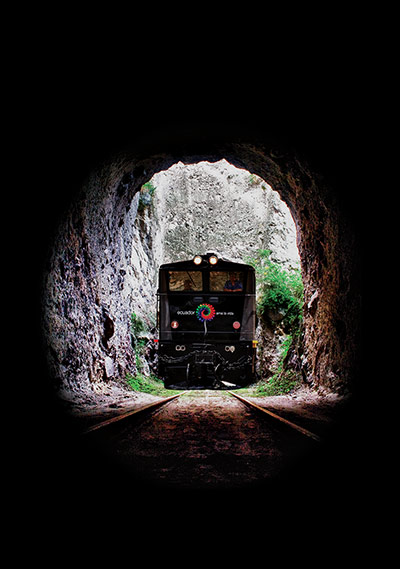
[
  {"x1": 209, "y1": 254, "x2": 218, "y2": 265},
  {"x1": 193, "y1": 255, "x2": 202, "y2": 265}
]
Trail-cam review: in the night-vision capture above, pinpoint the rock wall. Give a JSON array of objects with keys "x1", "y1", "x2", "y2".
[
  {"x1": 42, "y1": 157, "x2": 144, "y2": 400},
  {"x1": 152, "y1": 160, "x2": 299, "y2": 267}
]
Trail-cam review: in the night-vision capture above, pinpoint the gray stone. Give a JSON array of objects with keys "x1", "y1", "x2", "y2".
[{"x1": 104, "y1": 356, "x2": 115, "y2": 379}]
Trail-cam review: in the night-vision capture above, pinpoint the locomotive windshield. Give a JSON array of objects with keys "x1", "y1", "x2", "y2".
[
  {"x1": 167, "y1": 270, "x2": 246, "y2": 292},
  {"x1": 210, "y1": 271, "x2": 244, "y2": 292},
  {"x1": 168, "y1": 270, "x2": 203, "y2": 291}
]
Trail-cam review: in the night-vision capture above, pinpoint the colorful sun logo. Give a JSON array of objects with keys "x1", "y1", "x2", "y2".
[{"x1": 196, "y1": 303, "x2": 216, "y2": 322}]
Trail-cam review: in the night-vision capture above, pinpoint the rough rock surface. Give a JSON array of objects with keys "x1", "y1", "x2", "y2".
[
  {"x1": 152, "y1": 160, "x2": 299, "y2": 266},
  {"x1": 43, "y1": 157, "x2": 140, "y2": 400}
]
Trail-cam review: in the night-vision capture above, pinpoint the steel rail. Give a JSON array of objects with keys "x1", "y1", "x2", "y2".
[
  {"x1": 228, "y1": 391, "x2": 322, "y2": 442},
  {"x1": 83, "y1": 391, "x2": 186, "y2": 434}
]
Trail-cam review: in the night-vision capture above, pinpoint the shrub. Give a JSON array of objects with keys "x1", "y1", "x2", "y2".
[
  {"x1": 256, "y1": 369, "x2": 299, "y2": 396},
  {"x1": 256, "y1": 334, "x2": 300, "y2": 395},
  {"x1": 126, "y1": 372, "x2": 167, "y2": 395},
  {"x1": 138, "y1": 181, "x2": 156, "y2": 211},
  {"x1": 245, "y1": 250, "x2": 304, "y2": 395},
  {"x1": 131, "y1": 312, "x2": 146, "y2": 339},
  {"x1": 128, "y1": 312, "x2": 178, "y2": 394},
  {"x1": 246, "y1": 249, "x2": 303, "y2": 333},
  {"x1": 128, "y1": 312, "x2": 150, "y2": 385}
]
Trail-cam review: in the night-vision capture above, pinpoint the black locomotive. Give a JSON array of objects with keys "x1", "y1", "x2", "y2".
[{"x1": 157, "y1": 253, "x2": 257, "y2": 389}]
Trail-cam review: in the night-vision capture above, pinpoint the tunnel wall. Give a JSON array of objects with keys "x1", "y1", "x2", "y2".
[
  {"x1": 42, "y1": 155, "x2": 149, "y2": 396},
  {"x1": 42, "y1": 142, "x2": 361, "y2": 397}
]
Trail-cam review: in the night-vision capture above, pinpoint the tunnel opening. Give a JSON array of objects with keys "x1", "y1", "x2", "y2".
[
  {"x1": 43, "y1": 142, "x2": 361, "y2": 413},
  {"x1": 43, "y1": 157, "x2": 307, "y2": 403},
  {"x1": 127, "y1": 159, "x2": 302, "y2": 393}
]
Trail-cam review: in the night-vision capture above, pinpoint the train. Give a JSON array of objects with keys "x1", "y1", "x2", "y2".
[{"x1": 156, "y1": 253, "x2": 257, "y2": 389}]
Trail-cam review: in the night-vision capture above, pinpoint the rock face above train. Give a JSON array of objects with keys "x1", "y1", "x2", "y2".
[{"x1": 151, "y1": 160, "x2": 299, "y2": 268}]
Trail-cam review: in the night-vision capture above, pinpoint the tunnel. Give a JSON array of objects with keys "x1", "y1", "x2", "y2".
[
  {"x1": 14, "y1": 114, "x2": 376, "y2": 569},
  {"x1": 42, "y1": 139, "x2": 361, "y2": 402}
]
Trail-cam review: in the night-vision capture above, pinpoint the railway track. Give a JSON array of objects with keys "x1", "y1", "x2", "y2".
[
  {"x1": 82, "y1": 391, "x2": 186, "y2": 434},
  {"x1": 83, "y1": 390, "x2": 321, "y2": 442},
  {"x1": 80, "y1": 389, "x2": 323, "y2": 487},
  {"x1": 228, "y1": 391, "x2": 322, "y2": 442}
]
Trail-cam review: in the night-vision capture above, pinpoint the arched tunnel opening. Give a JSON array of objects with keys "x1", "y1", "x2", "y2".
[
  {"x1": 44, "y1": 158, "x2": 303, "y2": 401},
  {"x1": 40, "y1": 138, "x2": 362, "y2": 491},
  {"x1": 43, "y1": 143, "x2": 361, "y2": 403}
]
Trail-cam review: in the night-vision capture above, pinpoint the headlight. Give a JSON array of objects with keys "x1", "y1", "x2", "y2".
[
  {"x1": 193, "y1": 255, "x2": 202, "y2": 265},
  {"x1": 209, "y1": 254, "x2": 218, "y2": 265}
]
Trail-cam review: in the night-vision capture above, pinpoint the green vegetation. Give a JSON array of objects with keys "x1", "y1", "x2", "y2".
[
  {"x1": 138, "y1": 181, "x2": 156, "y2": 212},
  {"x1": 126, "y1": 371, "x2": 181, "y2": 396},
  {"x1": 131, "y1": 311, "x2": 147, "y2": 343},
  {"x1": 255, "y1": 334, "x2": 300, "y2": 395},
  {"x1": 245, "y1": 249, "x2": 304, "y2": 396},
  {"x1": 128, "y1": 312, "x2": 155, "y2": 392},
  {"x1": 246, "y1": 249, "x2": 303, "y2": 333},
  {"x1": 234, "y1": 334, "x2": 301, "y2": 397},
  {"x1": 256, "y1": 369, "x2": 299, "y2": 395},
  {"x1": 128, "y1": 312, "x2": 181, "y2": 395},
  {"x1": 130, "y1": 311, "x2": 147, "y2": 373},
  {"x1": 248, "y1": 173, "x2": 268, "y2": 190}
]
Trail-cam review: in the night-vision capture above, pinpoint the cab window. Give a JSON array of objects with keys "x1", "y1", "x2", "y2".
[
  {"x1": 210, "y1": 271, "x2": 244, "y2": 292},
  {"x1": 168, "y1": 271, "x2": 203, "y2": 291}
]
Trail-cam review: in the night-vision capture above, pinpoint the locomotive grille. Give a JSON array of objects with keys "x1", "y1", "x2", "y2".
[{"x1": 195, "y1": 352, "x2": 215, "y2": 364}]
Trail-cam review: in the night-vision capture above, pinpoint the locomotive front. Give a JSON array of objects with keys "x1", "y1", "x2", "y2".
[{"x1": 157, "y1": 253, "x2": 257, "y2": 389}]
